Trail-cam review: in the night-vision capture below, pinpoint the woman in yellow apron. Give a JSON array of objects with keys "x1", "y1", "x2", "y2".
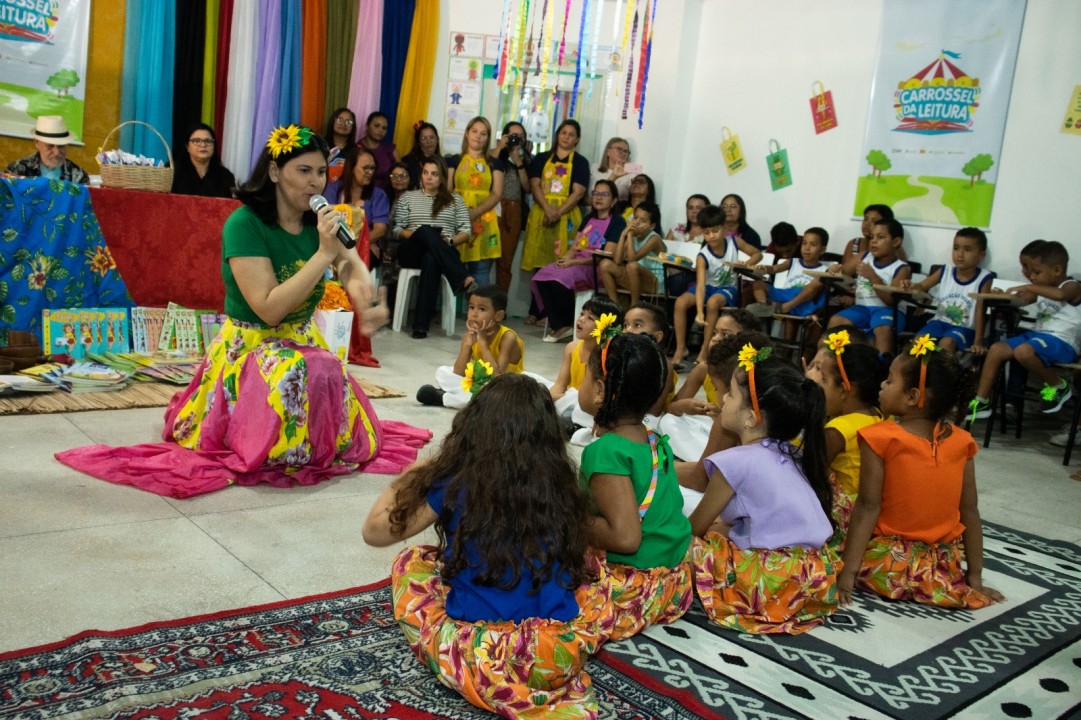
[
  {"x1": 447, "y1": 116, "x2": 504, "y2": 285},
  {"x1": 521, "y1": 119, "x2": 590, "y2": 274}
]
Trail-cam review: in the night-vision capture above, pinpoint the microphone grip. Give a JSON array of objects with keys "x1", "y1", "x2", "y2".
[{"x1": 335, "y1": 223, "x2": 357, "y2": 249}]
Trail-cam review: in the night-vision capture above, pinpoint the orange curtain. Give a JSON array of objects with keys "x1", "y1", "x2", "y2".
[
  {"x1": 393, "y1": 0, "x2": 440, "y2": 150},
  {"x1": 300, "y1": 0, "x2": 327, "y2": 131}
]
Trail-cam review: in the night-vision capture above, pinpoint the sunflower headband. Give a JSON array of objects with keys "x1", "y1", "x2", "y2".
[
  {"x1": 825, "y1": 330, "x2": 852, "y2": 390},
  {"x1": 909, "y1": 334, "x2": 939, "y2": 409},
  {"x1": 737, "y1": 343, "x2": 773, "y2": 422},
  {"x1": 461, "y1": 359, "x2": 493, "y2": 396},
  {"x1": 590, "y1": 313, "x2": 622, "y2": 375},
  {"x1": 266, "y1": 124, "x2": 314, "y2": 159}
]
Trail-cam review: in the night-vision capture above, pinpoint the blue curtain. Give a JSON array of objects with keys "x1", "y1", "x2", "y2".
[
  {"x1": 278, "y1": 0, "x2": 303, "y2": 125},
  {"x1": 379, "y1": 0, "x2": 416, "y2": 132},
  {"x1": 119, "y1": 0, "x2": 176, "y2": 161}
]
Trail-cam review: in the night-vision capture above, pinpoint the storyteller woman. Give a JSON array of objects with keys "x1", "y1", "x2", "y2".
[{"x1": 56, "y1": 125, "x2": 430, "y2": 498}]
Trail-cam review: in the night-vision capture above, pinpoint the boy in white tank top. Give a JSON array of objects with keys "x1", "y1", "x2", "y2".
[
  {"x1": 826, "y1": 218, "x2": 911, "y2": 356},
  {"x1": 904, "y1": 227, "x2": 995, "y2": 354}
]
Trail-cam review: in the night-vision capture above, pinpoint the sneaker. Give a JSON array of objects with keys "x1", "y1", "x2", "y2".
[
  {"x1": 967, "y1": 398, "x2": 992, "y2": 422},
  {"x1": 1049, "y1": 424, "x2": 1075, "y2": 447},
  {"x1": 746, "y1": 302, "x2": 775, "y2": 319},
  {"x1": 1040, "y1": 383, "x2": 1072, "y2": 414},
  {"x1": 416, "y1": 384, "x2": 445, "y2": 407}
]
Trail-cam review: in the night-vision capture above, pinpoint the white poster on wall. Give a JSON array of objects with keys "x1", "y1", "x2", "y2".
[
  {"x1": 854, "y1": 0, "x2": 1025, "y2": 229},
  {"x1": 0, "y1": 0, "x2": 91, "y2": 142}
]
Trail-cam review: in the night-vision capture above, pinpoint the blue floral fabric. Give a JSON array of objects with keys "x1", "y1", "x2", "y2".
[{"x1": 0, "y1": 177, "x2": 132, "y2": 345}]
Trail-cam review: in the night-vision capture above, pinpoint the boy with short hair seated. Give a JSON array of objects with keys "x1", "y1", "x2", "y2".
[
  {"x1": 598, "y1": 201, "x2": 667, "y2": 306},
  {"x1": 417, "y1": 285, "x2": 523, "y2": 408},
  {"x1": 671, "y1": 205, "x2": 763, "y2": 370},
  {"x1": 904, "y1": 226, "x2": 995, "y2": 354},
  {"x1": 750, "y1": 227, "x2": 830, "y2": 341},
  {"x1": 969, "y1": 240, "x2": 1081, "y2": 418},
  {"x1": 826, "y1": 218, "x2": 911, "y2": 357}
]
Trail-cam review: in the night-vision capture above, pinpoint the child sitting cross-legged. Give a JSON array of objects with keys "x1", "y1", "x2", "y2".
[
  {"x1": 364, "y1": 374, "x2": 615, "y2": 718},
  {"x1": 548, "y1": 295, "x2": 624, "y2": 434},
  {"x1": 689, "y1": 343, "x2": 840, "y2": 633},
  {"x1": 969, "y1": 240, "x2": 1080, "y2": 419},
  {"x1": 417, "y1": 285, "x2": 523, "y2": 408},
  {"x1": 903, "y1": 226, "x2": 995, "y2": 354},
  {"x1": 621, "y1": 301, "x2": 677, "y2": 426},
  {"x1": 804, "y1": 330, "x2": 886, "y2": 541},
  {"x1": 839, "y1": 335, "x2": 1006, "y2": 609},
  {"x1": 659, "y1": 308, "x2": 761, "y2": 462},
  {"x1": 579, "y1": 330, "x2": 695, "y2": 640}
]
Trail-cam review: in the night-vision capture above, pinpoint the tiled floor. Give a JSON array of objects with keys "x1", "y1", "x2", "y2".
[{"x1": 1, "y1": 320, "x2": 1079, "y2": 654}]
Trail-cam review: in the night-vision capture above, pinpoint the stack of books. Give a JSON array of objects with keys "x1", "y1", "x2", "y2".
[
  {"x1": 0, "y1": 374, "x2": 57, "y2": 395},
  {"x1": 28, "y1": 362, "x2": 132, "y2": 394},
  {"x1": 86, "y1": 351, "x2": 201, "y2": 385}
]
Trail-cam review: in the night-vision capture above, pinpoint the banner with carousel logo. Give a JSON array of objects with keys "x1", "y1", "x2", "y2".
[
  {"x1": 853, "y1": 0, "x2": 1025, "y2": 229},
  {"x1": 0, "y1": 0, "x2": 90, "y2": 143}
]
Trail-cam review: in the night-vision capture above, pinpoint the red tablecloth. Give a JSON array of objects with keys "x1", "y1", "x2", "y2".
[{"x1": 88, "y1": 186, "x2": 238, "y2": 310}]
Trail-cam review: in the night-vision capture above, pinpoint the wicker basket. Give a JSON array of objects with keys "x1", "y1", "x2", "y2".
[{"x1": 98, "y1": 120, "x2": 174, "y2": 192}]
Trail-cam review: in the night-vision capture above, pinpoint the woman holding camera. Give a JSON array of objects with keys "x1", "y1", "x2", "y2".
[{"x1": 493, "y1": 121, "x2": 531, "y2": 292}]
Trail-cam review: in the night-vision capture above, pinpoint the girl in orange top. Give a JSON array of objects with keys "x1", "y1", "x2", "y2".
[{"x1": 838, "y1": 335, "x2": 1005, "y2": 609}]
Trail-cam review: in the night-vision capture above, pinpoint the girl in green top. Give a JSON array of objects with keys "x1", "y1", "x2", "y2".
[{"x1": 578, "y1": 329, "x2": 694, "y2": 641}]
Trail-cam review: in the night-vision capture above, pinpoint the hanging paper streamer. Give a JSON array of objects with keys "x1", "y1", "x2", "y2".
[
  {"x1": 557, "y1": 0, "x2": 572, "y2": 66},
  {"x1": 636, "y1": 0, "x2": 657, "y2": 128},
  {"x1": 634, "y1": 1, "x2": 650, "y2": 110},
  {"x1": 539, "y1": 0, "x2": 554, "y2": 96},
  {"x1": 569, "y1": 0, "x2": 590, "y2": 115},
  {"x1": 586, "y1": 0, "x2": 604, "y2": 101},
  {"x1": 495, "y1": 0, "x2": 512, "y2": 85},
  {"x1": 621, "y1": 8, "x2": 638, "y2": 119},
  {"x1": 604, "y1": 0, "x2": 624, "y2": 101}
]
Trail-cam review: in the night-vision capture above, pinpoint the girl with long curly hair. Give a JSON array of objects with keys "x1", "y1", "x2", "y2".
[{"x1": 363, "y1": 374, "x2": 616, "y2": 717}]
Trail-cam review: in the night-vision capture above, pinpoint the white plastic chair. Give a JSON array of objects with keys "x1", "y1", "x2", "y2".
[{"x1": 391, "y1": 268, "x2": 456, "y2": 335}]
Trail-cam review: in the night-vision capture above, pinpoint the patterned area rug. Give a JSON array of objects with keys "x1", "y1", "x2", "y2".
[
  {"x1": 1, "y1": 523, "x2": 1078, "y2": 719},
  {"x1": 0, "y1": 377, "x2": 404, "y2": 415}
]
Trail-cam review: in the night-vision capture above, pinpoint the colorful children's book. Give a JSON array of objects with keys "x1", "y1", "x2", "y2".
[{"x1": 42, "y1": 308, "x2": 130, "y2": 357}]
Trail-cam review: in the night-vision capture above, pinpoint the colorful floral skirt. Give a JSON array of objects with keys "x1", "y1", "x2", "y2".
[
  {"x1": 692, "y1": 532, "x2": 841, "y2": 634},
  {"x1": 521, "y1": 202, "x2": 582, "y2": 271},
  {"x1": 828, "y1": 473, "x2": 856, "y2": 550},
  {"x1": 854, "y1": 535, "x2": 992, "y2": 609},
  {"x1": 602, "y1": 549, "x2": 695, "y2": 642},
  {"x1": 391, "y1": 545, "x2": 615, "y2": 719}
]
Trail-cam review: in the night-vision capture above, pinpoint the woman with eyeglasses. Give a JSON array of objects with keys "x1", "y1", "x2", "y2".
[
  {"x1": 323, "y1": 107, "x2": 357, "y2": 201},
  {"x1": 529, "y1": 179, "x2": 626, "y2": 339},
  {"x1": 171, "y1": 122, "x2": 236, "y2": 198},
  {"x1": 521, "y1": 119, "x2": 590, "y2": 275},
  {"x1": 339, "y1": 147, "x2": 390, "y2": 269},
  {"x1": 718, "y1": 193, "x2": 762, "y2": 249},
  {"x1": 592, "y1": 137, "x2": 634, "y2": 201}
]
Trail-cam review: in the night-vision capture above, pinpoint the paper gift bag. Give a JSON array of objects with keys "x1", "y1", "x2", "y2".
[
  {"x1": 766, "y1": 139, "x2": 792, "y2": 191},
  {"x1": 719, "y1": 126, "x2": 746, "y2": 176},
  {"x1": 314, "y1": 310, "x2": 354, "y2": 363},
  {"x1": 810, "y1": 81, "x2": 838, "y2": 134}
]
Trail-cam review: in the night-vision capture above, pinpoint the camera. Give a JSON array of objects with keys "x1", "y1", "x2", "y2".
[{"x1": 506, "y1": 134, "x2": 524, "y2": 147}]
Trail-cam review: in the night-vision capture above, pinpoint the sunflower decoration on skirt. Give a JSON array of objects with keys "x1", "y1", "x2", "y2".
[{"x1": 462, "y1": 359, "x2": 494, "y2": 396}]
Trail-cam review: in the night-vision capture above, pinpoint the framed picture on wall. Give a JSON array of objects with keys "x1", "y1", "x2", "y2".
[{"x1": 449, "y1": 32, "x2": 484, "y2": 59}]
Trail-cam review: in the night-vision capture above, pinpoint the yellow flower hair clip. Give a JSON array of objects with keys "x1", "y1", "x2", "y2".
[
  {"x1": 461, "y1": 359, "x2": 494, "y2": 396},
  {"x1": 737, "y1": 343, "x2": 773, "y2": 422},
  {"x1": 909, "y1": 333, "x2": 939, "y2": 408},
  {"x1": 266, "y1": 124, "x2": 313, "y2": 159},
  {"x1": 591, "y1": 313, "x2": 622, "y2": 376},
  {"x1": 825, "y1": 329, "x2": 852, "y2": 390}
]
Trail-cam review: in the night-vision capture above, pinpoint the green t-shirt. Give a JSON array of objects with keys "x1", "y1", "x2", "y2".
[
  {"x1": 221, "y1": 205, "x2": 325, "y2": 327},
  {"x1": 580, "y1": 432, "x2": 691, "y2": 569}
]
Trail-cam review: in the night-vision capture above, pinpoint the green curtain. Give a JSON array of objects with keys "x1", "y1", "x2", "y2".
[{"x1": 324, "y1": 1, "x2": 360, "y2": 116}]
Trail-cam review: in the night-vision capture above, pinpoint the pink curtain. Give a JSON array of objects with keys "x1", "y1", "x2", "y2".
[{"x1": 348, "y1": 0, "x2": 383, "y2": 124}]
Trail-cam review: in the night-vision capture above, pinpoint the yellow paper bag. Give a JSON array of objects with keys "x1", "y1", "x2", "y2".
[{"x1": 719, "y1": 126, "x2": 746, "y2": 176}]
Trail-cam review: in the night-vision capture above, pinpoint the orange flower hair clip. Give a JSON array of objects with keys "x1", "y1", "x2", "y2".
[
  {"x1": 825, "y1": 330, "x2": 852, "y2": 390},
  {"x1": 737, "y1": 343, "x2": 773, "y2": 422},
  {"x1": 909, "y1": 334, "x2": 939, "y2": 408}
]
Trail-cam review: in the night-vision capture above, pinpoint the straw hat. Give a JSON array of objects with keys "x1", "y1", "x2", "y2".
[{"x1": 31, "y1": 116, "x2": 74, "y2": 145}]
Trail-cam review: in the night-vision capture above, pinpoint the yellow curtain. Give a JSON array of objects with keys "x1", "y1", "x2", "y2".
[
  {"x1": 392, "y1": 0, "x2": 440, "y2": 151},
  {"x1": 201, "y1": 0, "x2": 220, "y2": 125}
]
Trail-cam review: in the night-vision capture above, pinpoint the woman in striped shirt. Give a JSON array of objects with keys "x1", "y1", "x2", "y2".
[{"x1": 392, "y1": 156, "x2": 477, "y2": 338}]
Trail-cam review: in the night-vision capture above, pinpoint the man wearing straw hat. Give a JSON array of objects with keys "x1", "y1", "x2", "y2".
[{"x1": 5, "y1": 116, "x2": 90, "y2": 184}]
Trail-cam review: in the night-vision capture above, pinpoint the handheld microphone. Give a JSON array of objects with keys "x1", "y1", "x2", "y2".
[{"x1": 309, "y1": 194, "x2": 357, "y2": 249}]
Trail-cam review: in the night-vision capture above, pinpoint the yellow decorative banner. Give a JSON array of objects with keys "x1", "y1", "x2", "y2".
[{"x1": 1062, "y1": 85, "x2": 1081, "y2": 135}]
